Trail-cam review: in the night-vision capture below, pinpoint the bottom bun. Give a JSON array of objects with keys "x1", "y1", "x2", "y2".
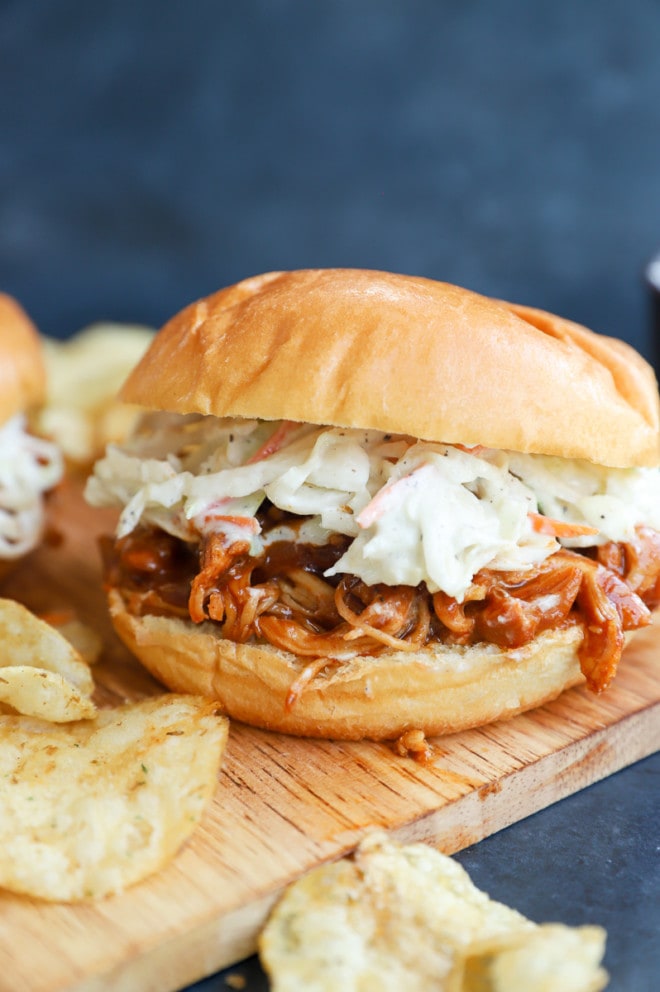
[{"x1": 108, "y1": 588, "x2": 590, "y2": 741}]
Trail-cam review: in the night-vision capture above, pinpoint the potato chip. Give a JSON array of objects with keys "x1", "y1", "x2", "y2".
[
  {"x1": 259, "y1": 831, "x2": 608, "y2": 992},
  {"x1": 41, "y1": 323, "x2": 154, "y2": 408},
  {"x1": 0, "y1": 665, "x2": 96, "y2": 721},
  {"x1": 0, "y1": 597, "x2": 95, "y2": 698},
  {"x1": 41, "y1": 610, "x2": 103, "y2": 666},
  {"x1": 36, "y1": 323, "x2": 154, "y2": 464},
  {"x1": 0, "y1": 695, "x2": 229, "y2": 901},
  {"x1": 464, "y1": 924, "x2": 608, "y2": 991},
  {"x1": 259, "y1": 831, "x2": 531, "y2": 992}
]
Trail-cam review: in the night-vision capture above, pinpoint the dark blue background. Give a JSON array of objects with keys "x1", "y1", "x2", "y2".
[
  {"x1": 1, "y1": 1, "x2": 660, "y2": 363},
  {"x1": 1, "y1": 4, "x2": 659, "y2": 991}
]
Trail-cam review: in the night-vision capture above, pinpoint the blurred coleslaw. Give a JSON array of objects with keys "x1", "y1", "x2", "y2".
[{"x1": 0, "y1": 415, "x2": 63, "y2": 559}]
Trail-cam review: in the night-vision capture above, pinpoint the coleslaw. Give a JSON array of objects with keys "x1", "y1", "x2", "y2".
[
  {"x1": 0, "y1": 415, "x2": 63, "y2": 559},
  {"x1": 86, "y1": 413, "x2": 660, "y2": 601}
]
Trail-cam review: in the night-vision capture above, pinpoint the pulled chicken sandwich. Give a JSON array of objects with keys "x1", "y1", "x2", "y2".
[
  {"x1": 0, "y1": 293, "x2": 62, "y2": 569},
  {"x1": 85, "y1": 269, "x2": 660, "y2": 740}
]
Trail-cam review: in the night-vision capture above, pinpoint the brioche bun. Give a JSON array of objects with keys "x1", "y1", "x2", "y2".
[
  {"x1": 0, "y1": 294, "x2": 53, "y2": 572},
  {"x1": 107, "y1": 588, "x2": 586, "y2": 741},
  {"x1": 121, "y1": 268, "x2": 659, "y2": 468},
  {"x1": 105, "y1": 269, "x2": 659, "y2": 739},
  {"x1": 0, "y1": 292, "x2": 46, "y2": 425}
]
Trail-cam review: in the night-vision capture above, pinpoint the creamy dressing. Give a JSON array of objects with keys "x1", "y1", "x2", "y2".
[{"x1": 85, "y1": 413, "x2": 660, "y2": 601}]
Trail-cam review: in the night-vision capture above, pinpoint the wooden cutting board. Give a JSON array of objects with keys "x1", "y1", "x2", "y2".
[{"x1": 1, "y1": 479, "x2": 658, "y2": 992}]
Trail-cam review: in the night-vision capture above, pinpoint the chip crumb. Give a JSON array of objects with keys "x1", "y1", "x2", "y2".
[{"x1": 224, "y1": 973, "x2": 247, "y2": 989}]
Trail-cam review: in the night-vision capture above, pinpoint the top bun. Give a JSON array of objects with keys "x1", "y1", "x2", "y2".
[
  {"x1": 0, "y1": 292, "x2": 46, "y2": 425},
  {"x1": 120, "y1": 269, "x2": 660, "y2": 468}
]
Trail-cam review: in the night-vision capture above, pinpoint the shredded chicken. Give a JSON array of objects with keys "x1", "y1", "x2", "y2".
[
  {"x1": 103, "y1": 521, "x2": 660, "y2": 698},
  {"x1": 596, "y1": 525, "x2": 660, "y2": 605}
]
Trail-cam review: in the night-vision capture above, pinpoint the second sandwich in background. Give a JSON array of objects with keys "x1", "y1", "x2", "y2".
[{"x1": 0, "y1": 292, "x2": 62, "y2": 573}]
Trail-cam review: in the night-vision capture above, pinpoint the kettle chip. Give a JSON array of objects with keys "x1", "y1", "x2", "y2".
[
  {"x1": 0, "y1": 597, "x2": 96, "y2": 720},
  {"x1": 259, "y1": 831, "x2": 608, "y2": 991},
  {"x1": 0, "y1": 694, "x2": 229, "y2": 901},
  {"x1": 40, "y1": 609, "x2": 103, "y2": 667},
  {"x1": 36, "y1": 322, "x2": 154, "y2": 465},
  {"x1": 0, "y1": 665, "x2": 96, "y2": 722}
]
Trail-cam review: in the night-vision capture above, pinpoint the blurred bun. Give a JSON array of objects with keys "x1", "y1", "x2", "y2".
[
  {"x1": 0, "y1": 293, "x2": 46, "y2": 424},
  {"x1": 120, "y1": 268, "x2": 659, "y2": 468}
]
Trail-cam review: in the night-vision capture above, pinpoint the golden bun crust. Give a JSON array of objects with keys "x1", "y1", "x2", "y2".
[
  {"x1": 108, "y1": 588, "x2": 587, "y2": 741},
  {"x1": 120, "y1": 268, "x2": 659, "y2": 468},
  {"x1": 0, "y1": 293, "x2": 46, "y2": 424}
]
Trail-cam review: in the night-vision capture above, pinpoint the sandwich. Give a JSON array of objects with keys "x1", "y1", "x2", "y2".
[
  {"x1": 0, "y1": 293, "x2": 62, "y2": 572},
  {"x1": 85, "y1": 268, "x2": 660, "y2": 740}
]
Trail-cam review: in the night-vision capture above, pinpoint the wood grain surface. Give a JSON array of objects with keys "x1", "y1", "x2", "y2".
[{"x1": 0, "y1": 479, "x2": 658, "y2": 992}]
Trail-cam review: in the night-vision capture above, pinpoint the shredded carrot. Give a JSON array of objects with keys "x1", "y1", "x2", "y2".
[
  {"x1": 203, "y1": 514, "x2": 260, "y2": 533},
  {"x1": 246, "y1": 421, "x2": 300, "y2": 463},
  {"x1": 528, "y1": 512, "x2": 599, "y2": 538},
  {"x1": 453, "y1": 443, "x2": 486, "y2": 455},
  {"x1": 357, "y1": 464, "x2": 429, "y2": 528}
]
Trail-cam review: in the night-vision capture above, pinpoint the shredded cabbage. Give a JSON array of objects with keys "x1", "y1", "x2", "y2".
[
  {"x1": 0, "y1": 415, "x2": 63, "y2": 559},
  {"x1": 85, "y1": 413, "x2": 660, "y2": 600}
]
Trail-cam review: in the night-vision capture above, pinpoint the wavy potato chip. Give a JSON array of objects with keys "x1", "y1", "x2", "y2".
[
  {"x1": 259, "y1": 831, "x2": 531, "y2": 991},
  {"x1": 36, "y1": 323, "x2": 154, "y2": 464},
  {"x1": 0, "y1": 665, "x2": 96, "y2": 721},
  {"x1": 0, "y1": 695, "x2": 229, "y2": 901},
  {"x1": 259, "y1": 832, "x2": 608, "y2": 992},
  {"x1": 41, "y1": 610, "x2": 103, "y2": 666},
  {"x1": 0, "y1": 598, "x2": 96, "y2": 720},
  {"x1": 464, "y1": 923, "x2": 608, "y2": 991}
]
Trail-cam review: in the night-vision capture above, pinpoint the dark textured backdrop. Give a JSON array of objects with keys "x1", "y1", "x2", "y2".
[
  {"x1": 1, "y1": 0, "x2": 660, "y2": 362},
  {"x1": 1, "y1": 7, "x2": 660, "y2": 991}
]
